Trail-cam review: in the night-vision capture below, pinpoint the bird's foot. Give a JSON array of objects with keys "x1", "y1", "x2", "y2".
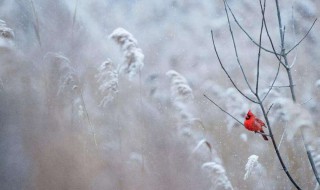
[{"x1": 254, "y1": 131, "x2": 270, "y2": 137}]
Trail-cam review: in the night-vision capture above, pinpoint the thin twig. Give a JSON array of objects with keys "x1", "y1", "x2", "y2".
[
  {"x1": 203, "y1": 94, "x2": 244, "y2": 127},
  {"x1": 72, "y1": 0, "x2": 79, "y2": 37},
  {"x1": 300, "y1": 125, "x2": 320, "y2": 185},
  {"x1": 275, "y1": 0, "x2": 284, "y2": 48},
  {"x1": 288, "y1": 6, "x2": 298, "y2": 69},
  {"x1": 255, "y1": 0, "x2": 266, "y2": 95},
  {"x1": 223, "y1": 0, "x2": 255, "y2": 94},
  {"x1": 273, "y1": 1, "x2": 301, "y2": 188},
  {"x1": 277, "y1": 122, "x2": 287, "y2": 150},
  {"x1": 79, "y1": 89, "x2": 98, "y2": 146},
  {"x1": 30, "y1": 0, "x2": 41, "y2": 46},
  {"x1": 204, "y1": 94, "x2": 271, "y2": 140},
  {"x1": 269, "y1": 85, "x2": 296, "y2": 88},
  {"x1": 261, "y1": 61, "x2": 281, "y2": 102},
  {"x1": 285, "y1": 19, "x2": 318, "y2": 55},
  {"x1": 257, "y1": 94, "x2": 300, "y2": 189},
  {"x1": 210, "y1": 30, "x2": 258, "y2": 103},
  {"x1": 300, "y1": 98, "x2": 313, "y2": 105},
  {"x1": 276, "y1": 1, "x2": 319, "y2": 186},
  {"x1": 289, "y1": 53, "x2": 297, "y2": 69},
  {"x1": 266, "y1": 103, "x2": 274, "y2": 116},
  {"x1": 258, "y1": 0, "x2": 286, "y2": 67},
  {"x1": 224, "y1": 1, "x2": 279, "y2": 56}
]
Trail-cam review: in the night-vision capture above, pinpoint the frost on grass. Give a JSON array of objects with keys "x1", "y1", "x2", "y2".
[
  {"x1": 166, "y1": 70, "x2": 193, "y2": 103},
  {"x1": 109, "y1": 28, "x2": 144, "y2": 79},
  {"x1": 45, "y1": 53, "x2": 84, "y2": 117},
  {"x1": 244, "y1": 155, "x2": 262, "y2": 180},
  {"x1": 43, "y1": 52, "x2": 80, "y2": 96},
  {"x1": 44, "y1": 52, "x2": 97, "y2": 144},
  {"x1": 192, "y1": 138, "x2": 212, "y2": 154},
  {"x1": 96, "y1": 58, "x2": 119, "y2": 107},
  {"x1": 0, "y1": 19, "x2": 14, "y2": 49},
  {"x1": 166, "y1": 70, "x2": 195, "y2": 136},
  {"x1": 55, "y1": 55, "x2": 79, "y2": 96},
  {"x1": 202, "y1": 162, "x2": 233, "y2": 190}
]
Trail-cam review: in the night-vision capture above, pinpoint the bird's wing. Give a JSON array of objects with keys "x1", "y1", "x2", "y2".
[{"x1": 255, "y1": 118, "x2": 266, "y2": 127}]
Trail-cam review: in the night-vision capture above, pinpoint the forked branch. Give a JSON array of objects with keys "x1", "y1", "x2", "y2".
[
  {"x1": 208, "y1": 0, "x2": 302, "y2": 189},
  {"x1": 210, "y1": 31, "x2": 258, "y2": 104}
]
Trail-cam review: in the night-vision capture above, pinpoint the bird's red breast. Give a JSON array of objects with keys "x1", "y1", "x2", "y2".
[
  {"x1": 244, "y1": 110, "x2": 265, "y2": 132},
  {"x1": 244, "y1": 110, "x2": 268, "y2": 141}
]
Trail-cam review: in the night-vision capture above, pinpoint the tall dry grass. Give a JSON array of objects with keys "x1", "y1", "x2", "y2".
[{"x1": 0, "y1": 1, "x2": 319, "y2": 190}]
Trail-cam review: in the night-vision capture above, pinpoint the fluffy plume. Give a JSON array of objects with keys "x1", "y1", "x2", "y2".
[
  {"x1": 109, "y1": 28, "x2": 144, "y2": 79},
  {"x1": 54, "y1": 55, "x2": 79, "y2": 95},
  {"x1": 43, "y1": 52, "x2": 79, "y2": 96},
  {"x1": 96, "y1": 58, "x2": 119, "y2": 107},
  {"x1": 192, "y1": 138, "x2": 212, "y2": 154},
  {"x1": 0, "y1": 19, "x2": 14, "y2": 39},
  {"x1": 202, "y1": 162, "x2": 233, "y2": 190},
  {"x1": 166, "y1": 70, "x2": 193, "y2": 103},
  {"x1": 45, "y1": 52, "x2": 97, "y2": 145},
  {"x1": 0, "y1": 19, "x2": 14, "y2": 49},
  {"x1": 244, "y1": 155, "x2": 261, "y2": 180},
  {"x1": 166, "y1": 70, "x2": 194, "y2": 136}
]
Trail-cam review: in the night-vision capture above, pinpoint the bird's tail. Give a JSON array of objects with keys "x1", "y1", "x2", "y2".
[{"x1": 260, "y1": 129, "x2": 268, "y2": 141}]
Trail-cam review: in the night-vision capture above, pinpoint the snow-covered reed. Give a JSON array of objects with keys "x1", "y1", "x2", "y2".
[
  {"x1": 109, "y1": 28, "x2": 144, "y2": 79},
  {"x1": 96, "y1": 58, "x2": 119, "y2": 107}
]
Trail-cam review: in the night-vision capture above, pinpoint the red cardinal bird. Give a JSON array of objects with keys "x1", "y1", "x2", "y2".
[{"x1": 244, "y1": 110, "x2": 268, "y2": 141}]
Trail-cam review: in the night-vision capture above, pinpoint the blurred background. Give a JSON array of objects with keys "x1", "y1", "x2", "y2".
[{"x1": 0, "y1": 0, "x2": 319, "y2": 189}]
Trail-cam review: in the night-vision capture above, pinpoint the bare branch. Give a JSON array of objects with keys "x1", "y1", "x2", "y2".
[
  {"x1": 266, "y1": 103, "x2": 274, "y2": 116},
  {"x1": 270, "y1": 84, "x2": 295, "y2": 88},
  {"x1": 261, "y1": 61, "x2": 281, "y2": 102},
  {"x1": 306, "y1": 147, "x2": 320, "y2": 185},
  {"x1": 269, "y1": 1, "x2": 302, "y2": 188},
  {"x1": 277, "y1": 123, "x2": 287, "y2": 150},
  {"x1": 203, "y1": 94, "x2": 245, "y2": 127},
  {"x1": 72, "y1": 0, "x2": 79, "y2": 36},
  {"x1": 275, "y1": 0, "x2": 284, "y2": 46},
  {"x1": 30, "y1": 0, "x2": 41, "y2": 46},
  {"x1": 224, "y1": 0, "x2": 279, "y2": 55},
  {"x1": 289, "y1": 53, "x2": 297, "y2": 68},
  {"x1": 288, "y1": 6, "x2": 299, "y2": 69},
  {"x1": 300, "y1": 98, "x2": 312, "y2": 105},
  {"x1": 300, "y1": 123, "x2": 320, "y2": 185},
  {"x1": 255, "y1": 0, "x2": 266, "y2": 95},
  {"x1": 258, "y1": 0, "x2": 286, "y2": 68},
  {"x1": 256, "y1": 94, "x2": 300, "y2": 189},
  {"x1": 210, "y1": 30, "x2": 258, "y2": 103},
  {"x1": 223, "y1": 0, "x2": 255, "y2": 94},
  {"x1": 285, "y1": 19, "x2": 318, "y2": 55}
]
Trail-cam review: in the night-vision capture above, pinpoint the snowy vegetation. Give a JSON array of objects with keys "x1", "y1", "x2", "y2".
[{"x1": 0, "y1": 0, "x2": 319, "y2": 189}]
